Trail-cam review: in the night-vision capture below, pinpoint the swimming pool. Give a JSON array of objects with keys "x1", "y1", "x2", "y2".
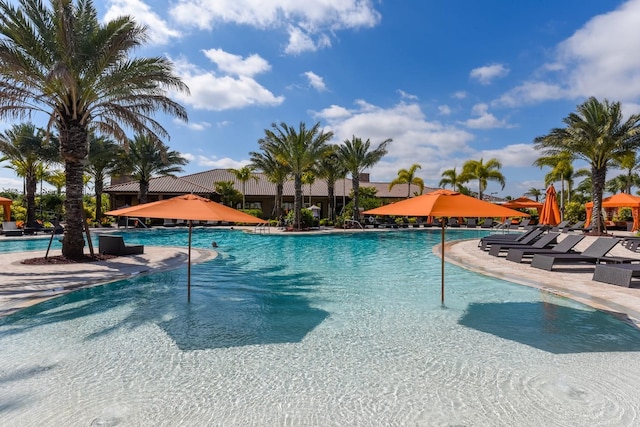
[{"x1": 1, "y1": 228, "x2": 640, "y2": 425}]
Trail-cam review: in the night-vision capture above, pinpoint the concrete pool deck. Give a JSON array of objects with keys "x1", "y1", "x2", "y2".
[{"x1": 2, "y1": 227, "x2": 640, "y2": 327}]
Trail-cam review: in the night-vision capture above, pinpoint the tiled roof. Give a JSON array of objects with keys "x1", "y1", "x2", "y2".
[{"x1": 104, "y1": 169, "x2": 439, "y2": 199}]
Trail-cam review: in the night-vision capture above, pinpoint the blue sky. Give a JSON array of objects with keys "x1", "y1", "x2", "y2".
[{"x1": 2, "y1": 0, "x2": 640, "y2": 198}]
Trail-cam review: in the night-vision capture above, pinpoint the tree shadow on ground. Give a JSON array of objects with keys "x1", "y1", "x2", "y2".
[{"x1": 458, "y1": 301, "x2": 640, "y2": 354}]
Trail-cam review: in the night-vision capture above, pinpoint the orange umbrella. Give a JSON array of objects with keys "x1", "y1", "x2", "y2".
[
  {"x1": 585, "y1": 192, "x2": 640, "y2": 232},
  {"x1": 0, "y1": 196, "x2": 12, "y2": 221},
  {"x1": 364, "y1": 189, "x2": 529, "y2": 305},
  {"x1": 106, "y1": 194, "x2": 266, "y2": 302},
  {"x1": 539, "y1": 185, "x2": 561, "y2": 226}
]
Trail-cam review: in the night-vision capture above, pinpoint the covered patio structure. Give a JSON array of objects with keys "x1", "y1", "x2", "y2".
[{"x1": 585, "y1": 193, "x2": 640, "y2": 232}]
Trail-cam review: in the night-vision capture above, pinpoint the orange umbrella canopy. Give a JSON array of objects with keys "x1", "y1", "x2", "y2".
[
  {"x1": 364, "y1": 189, "x2": 529, "y2": 305},
  {"x1": 364, "y1": 189, "x2": 530, "y2": 218},
  {"x1": 503, "y1": 197, "x2": 543, "y2": 210},
  {"x1": 105, "y1": 194, "x2": 266, "y2": 224},
  {"x1": 539, "y1": 185, "x2": 562, "y2": 226},
  {"x1": 0, "y1": 196, "x2": 12, "y2": 221}
]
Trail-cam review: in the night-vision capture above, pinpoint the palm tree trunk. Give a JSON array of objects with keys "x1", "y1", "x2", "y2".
[
  {"x1": 276, "y1": 183, "x2": 283, "y2": 219},
  {"x1": 294, "y1": 174, "x2": 303, "y2": 229},
  {"x1": 139, "y1": 180, "x2": 149, "y2": 204},
  {"x1": 592, "y1": 166, "x2": 607, "y2": 234},
  {"x1": 25, "y1": 172, "x2": 37, "y2": 227},
  {"x1": 328, "y1": 182, "x2": 335, "y2": 221},
  {"x1": 60, "y1": 123, "x2": 89, "y2": 260},
  {"x1": 95, "y1": 177, "x2": 104, "y2": 222},
  {"x1": 352, "y1": 175, "x2": 361, "y2": 221}
]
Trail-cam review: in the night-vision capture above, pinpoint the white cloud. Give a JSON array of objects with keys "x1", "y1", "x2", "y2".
[
  {"x1": 463, "y1": 103, "x2": 510, "y2": 129},
  {"x1": 438, "y1": 105, "x2": 452, "y2": 115},
  {"x1": 470, "y1": 64, "x2": 510, "y2": 85},
  {"x1": 452, "y1": 91, "x2": 467, "y2": 99},
  {"x1": 496, "y1": 0, "x2": 640, "y2": 106},
  {"x1": 196, "y1": 155, "x2": 249, "y2": 169},
  {"x1": 203, "y1": 49, "x2": 271, "y2": 77},
  {"x1": 170, "y1": 0, "x2": 381, "y2": 54},
  {"x1": 397, "y1": 90, "x2": 418, "y2": 100},
  {"x1": 478, "y1": 143, "x2": 539, "y2": 168},
  {"x1": 313, "y1": 100, "x2": 476, "y2": 184},
  {"x1": 171, "y1": 56, "x2": 284, "y2": 111},
  {"x1": 0, "y1": 176, "x2": 22, "y2": 191},
  {"x1": 104, "y1": 0, "x2": 181, "y2": 45},
  {"x1": 304, "y1": 71, "x2": 327, "y2": 92},
  {"x1": 173, "y1": 119, "x2": 212, "y2": 131}
]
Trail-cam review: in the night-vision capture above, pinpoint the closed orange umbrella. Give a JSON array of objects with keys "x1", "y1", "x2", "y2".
[
  {"x1": 106, "y1": 194, "x2": 266, "y2": 301},
  {"x1": 539, "y1": 185, "x2": 561, "y2": 226},
  {"x1": 364, "y1": 189, "x2": 529, "y2": 304}
]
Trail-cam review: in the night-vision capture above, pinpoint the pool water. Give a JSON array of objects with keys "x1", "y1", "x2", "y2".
[{"x1": 1, "y1": 228, "x2": 640, "y2": 426}]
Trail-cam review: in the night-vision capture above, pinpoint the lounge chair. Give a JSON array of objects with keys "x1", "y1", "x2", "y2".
[
  {"x1": 530, "y1": 237, "x2": 637, "y2": 271},
  {"x1": 505, "y1": 234, "x2": 585, "y2": 263},
  {"x1": 98, "y1": 235, "x2": 144, "y2": 255},
  {"x1": 518, "y1": 219, "x2": 531, "y2": 229},
  {"x1": 479, "y1": 228, "x2": 544, "y2": 251},
  {"x1": 488, "y1": 232, "x2": 559, "y2": 257},
  {"x1": 447, "y1": 218, "x2": 461, "y2": 227},
  {"x1": 566, "y1": 220, "x2": 585, "y2": 232},
  {"x1": 466, "y1": 218, "x2": 477, "y2": 228},
  {"x1": 480, "y1": 218, "x2": 494, "y2": 228},
  {"x1": 494, "y1": 219, "x2": 511, "y2": 230},
  {"x1": 1, "y1": 221, "x2": 23, "y2": 236},
  {"x1": 592, "y1": 264, "x2": 640, "y2": 287},
  {"x1": 550, "y1": 220, "x2": 571, "y2": 232},
  {"x1": 163, "y1": 219, "x2": 176, "y2": 227}
]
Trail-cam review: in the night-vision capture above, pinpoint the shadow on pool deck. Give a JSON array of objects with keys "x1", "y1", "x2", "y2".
[{"x1": 458, "y1": 301, "x2": 640, "y2": 354}]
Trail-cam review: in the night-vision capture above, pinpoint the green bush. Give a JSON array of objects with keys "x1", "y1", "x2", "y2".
[
  {"x1": 564, "y1": 201, "x2": 585, "y2": 224},
  {"x1": 286, "y1": 208, "x2": 314, "y2": 228}
]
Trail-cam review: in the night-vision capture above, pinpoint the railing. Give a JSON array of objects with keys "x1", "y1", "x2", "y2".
[
  {"x1": 255, "y1": 223, "x2": 270, "y2": 234},
  {"x1": 343, "y1": 219, "x2": 364, "y2": 230}
]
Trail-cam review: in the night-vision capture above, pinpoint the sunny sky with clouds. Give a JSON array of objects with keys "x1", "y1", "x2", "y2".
[{"x1": 1, "y1": 0, "x2": 640, "y2": 198}]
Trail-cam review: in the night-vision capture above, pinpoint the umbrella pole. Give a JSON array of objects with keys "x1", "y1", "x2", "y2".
[
  {"x1": 441, "y1": 218, "x2": 446, "y2": 306},
  {"x1": 188, "y1": 220, "x2": 192, "y2": 303}
]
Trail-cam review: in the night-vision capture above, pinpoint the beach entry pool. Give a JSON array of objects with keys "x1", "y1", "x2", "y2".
[{"x1": 1, "y1": 228, "x2": 640, "y2": 425}]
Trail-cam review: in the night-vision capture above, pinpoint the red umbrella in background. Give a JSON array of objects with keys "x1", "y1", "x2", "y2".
[{"x1": 539, "y1": 184, "x2": 562, "y2": 226}]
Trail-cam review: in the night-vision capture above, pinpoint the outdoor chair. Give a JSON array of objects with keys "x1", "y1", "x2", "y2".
[
  {"x1": 480, "y1": 218, "x2": 494, "y2": 228},
  {"x1": 550, "y1": 220, "x2": 571, "y2": 232},
  {"x1": 1, "y1": 221, "x2": 23, "y2": 237},
  {"x1": 465, "y1": 218, "x2": 477, "y2": 228},
  {"x1": 566, "y1": 220, "x2": 585, "y2": 232},
  {"x1": 488, "y1": 232, "x2": 559, "y2": 257},
  {"x1": 518, "y1": 219, "x2": 531, "y2": 229},
  {"x1": 163, "y1": 219, "x2": 176, "y2": 227},
  {"x1": 505, "y1": 234, "x2": 585, "y2": 263},
  {"x1": 592, "y1": 263, "x2": 640, "y2": 287},
  {"x1": 98, "y1": 235, "x2": 144, "y2": 256},
  {"x1": 530, "y1": 237, "x2": 637, "y2": 271},
  {"x1": 479, "y1": 227, "x2": 544, "y2": 250},
  {"x1": 447, "y1": 218, "x2": 461, "y2": 227}
]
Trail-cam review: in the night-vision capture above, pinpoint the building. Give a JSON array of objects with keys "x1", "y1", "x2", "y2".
[{"x1": 103, "y1": 169, "x2": 438, "y2": 219}]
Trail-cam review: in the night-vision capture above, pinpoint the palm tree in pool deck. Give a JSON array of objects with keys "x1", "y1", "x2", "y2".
[
  {"x1": 230, "y1": 165, "x2": 258, "y2": 209},
  {"x1": 0, "y1": 123, "x2": 59, "y2": 227},
  {"x1": 336, "y1": 136, "x2": 391, "y2": 222},
  {"x1": 460, "y1": 158, "x2": 505, "y2": 200},
  {"x1": 0, "y1": 0, "x2": 188, "y2": 259},
  {"x1": 260, "y1": 122, "x2": 333, "y2": 230},
  {"x1": 316, "y1": 145, "x2": 347, "y2": 221},
  {"x1": 250, "y1": 148, "x2": 290, "y2": 220},
  {"x1": 122, "y1": 134, "x2": 188, "y2": 204},
  {"x1": 389, "y1": 163, "x2": 424, "y2": 198},
  {"x1": 86, "y1": 135, "x2": 124, "y2": 223},
  {"x1": 534, "y1": 97, "x2": 640, "y2": 234}
]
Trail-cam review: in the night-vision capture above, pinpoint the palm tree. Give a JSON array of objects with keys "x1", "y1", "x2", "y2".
[
  {"x1": 302, "y1": 171, "x2": 316, "y2": 206},
  {"x1": 336, "y1": 135, "x2": 391, "y2": 221},
  {"x1": 45, "y1": 170, "x2": 67, "y2": 196},
  {"x1": 86, "y1": 136, "x2": 124, "y2": 223},
  {"x1": 389, "y1": 163, "x2": 424, "y2": 198},
  {"x1": 250, "y1": 148, "x2": 290, "y2": 220},
  {"x1": 260, "y1": 122, "x2": 333, "y2": 230},
  {"x1": 122, "y1": 134, "x2": 187, "y2": 204},
  {"x1": 460, "y1": 158, "x2": 506, "y2": 200},
  {"x1": 533, "y1": 151, "x2": 575, "y2": 215},
  {"x1": 230, "y1": 165, "x2": 258, "y2": 209},
  {"x1": 612, "y1": 152, "x2": 640, "y2": 194},
  {"x1": 534, "y1": 97, "x2": 640, "y2": 234},
  {"x1": 316, "y1": 145, "x2": 347, "y2": 221},
  {"x1": 0, "y1": 123, "x2": 59, "y2": 227},
  {"x1": 439, "y1": 167, "x2": 462, "y2": 191},
  {"x1": 0, "y1": 0, "x2": 188, "y2": 259},
  {"x1": 525, "y1": 187, "x2": 543, "y2": 202}
]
